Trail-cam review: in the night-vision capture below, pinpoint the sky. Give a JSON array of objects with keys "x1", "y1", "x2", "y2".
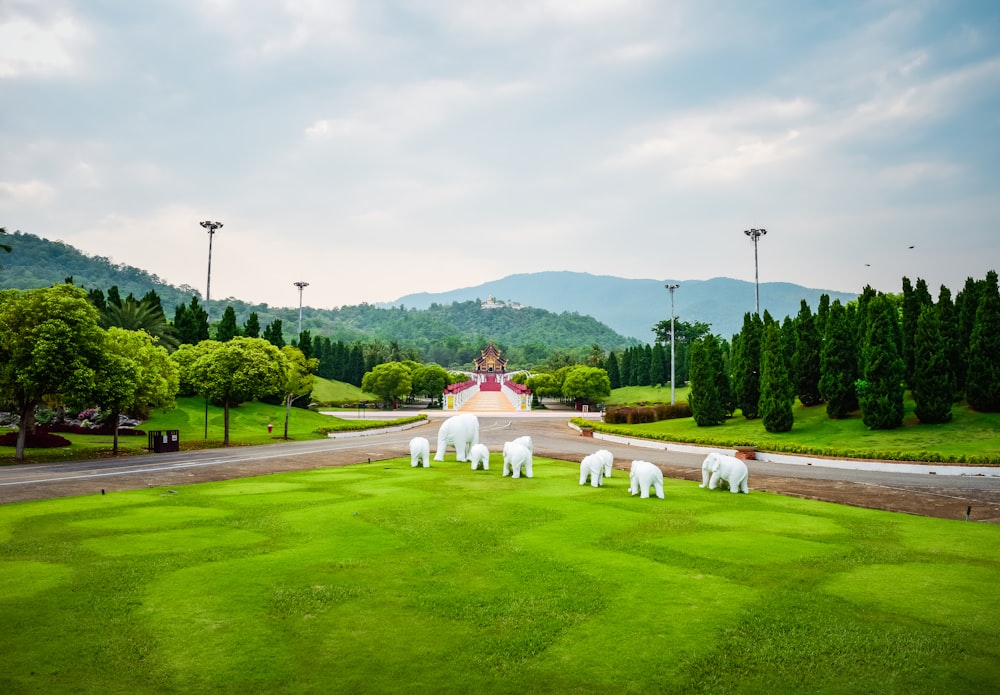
[{"x1": 2, "y1": 0, "x2": 999, "y2": 310}]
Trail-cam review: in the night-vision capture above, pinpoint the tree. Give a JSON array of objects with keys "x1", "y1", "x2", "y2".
[
  {"x1": 650, "y1": 342, "x2": 667, "y2": 386},
  {"x1": 262, "y1": 319, "x2": 286, "y2": 348},
  {"x1": 527, "y1": 372, "x2": 561, "y2": 400},
  {"x1": 361, "y1": 362, "x2": 412, "y2": 409},
  {"x1": 412, "y1": 364, "x2": 449, "y2": 405},
  {"x1": 100, "y1": 292, "x2": 178, "y2": 351},
  {"x1": 216, "y1": 306, "x2": 240, "y2": 342},
  {"x1": 243, "y1": 312, "x2": 261, "y2": 338},
  {"x1": 965, "y1": 270, "x2": 1000, "y2": 412},
  {"x1": 793, "y1": 300, "x2": 823, "y2": 406},
  {"x1": 936, "y1": 286, "x2": 960, "y2": 400},
  {"x1": 93, "y1": 327, "x2": 179, "y2": 454},
  {"x1": 856, "y1": 294, "x2": 905, "y2": 430},
  {"x1": 606, "y1": 352, "x2": 621, "y2": 389},
  {"x1": 734, "y1": 313, "x2": 762, "y2": 419},
  {"x1": 819, "y1": 301, "x2": 858, "y2": 419},
  {"x1": 912, "y1": 305, "x2": 952, "y2": 424},
  {"x1": 689, "y1": 335, "x2": 726, "y2": 426},
  {"x1": 0, "y1": 284, "x2": 106, "y2": 460},
  {"x1": 561, "y1": 366, "x2": 611, "y2": 405},
  {"x1": 760, "y1": 323, "x2": 794, "y2": 432},
  {"x1": 0, "y1": 227, "x2": 12, "y2": 269},
  {"x1": 174, "y1": 297, "x2": 209, "y2": 345},
  {"x1": 189, "y1": 337, "x2": 287, "y2": 445},
  {"x1": 279, "y1": 345, "x2": 317, "y2": 439}
]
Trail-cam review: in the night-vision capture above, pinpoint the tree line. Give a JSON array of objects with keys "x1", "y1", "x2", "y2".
[{"x1": 686, "y1": 271, "x2": 1000, "y2": 431}]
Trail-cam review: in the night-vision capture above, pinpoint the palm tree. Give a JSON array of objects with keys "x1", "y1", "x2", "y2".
[{"x1": 101, "y1": 294, "x2": 179, "y2": 351}]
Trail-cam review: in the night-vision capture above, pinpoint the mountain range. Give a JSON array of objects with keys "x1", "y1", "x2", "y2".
[
  {"x1": 388, "y1": 272, "x2": 858, "y2": 339},
  {"x1": 1, "y1": 231, "x2": 857, "y2": 342}
]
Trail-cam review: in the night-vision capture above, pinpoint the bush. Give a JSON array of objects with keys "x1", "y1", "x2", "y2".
[
  {"x1": 604, "y1": 403, "x2": 691, "y2": 424},
  {"x1": 0, "y1": 430, "x2": 72, "y2": 448}
]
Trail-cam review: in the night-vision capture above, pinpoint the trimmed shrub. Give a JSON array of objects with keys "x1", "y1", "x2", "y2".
[{"x1": 0, "y1": 431, "x2": 72, "y2": 448}]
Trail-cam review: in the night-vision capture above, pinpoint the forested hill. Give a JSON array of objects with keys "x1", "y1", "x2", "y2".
[{"x1": 0, "y1": 232, "x2": 635, "y2": 354}]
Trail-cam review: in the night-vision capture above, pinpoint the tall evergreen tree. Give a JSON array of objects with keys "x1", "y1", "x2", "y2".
[
  {"x1": 106, "y1": 285, "x2": 122, "y2": 308},
  {"x1": 760, "y1": 323, "x2": 794, "y2": 432},
  {"x1": 901, "y1": 277, "x2": 933, "y2": 388},
  {"x1": 637, "y1": 344, "x2": 652, "y2": 386},
  {"x1": 173, "y1": 296, "x2": 209, "y2": 346},
  {"x1": 913, "y1": 304, "x2": 953, "y2": 424},
  {"x1": 965, "y1": 270, "x2": 1000, "y2": 412},
  {"x1": 736, "y1": 312, "x2": 762, "y2": 419},
  {"x1": 606, "y1": 351, "x2": 621, "y2": 389},
  {"x1": 856, "y1": 294, "x2": 905, "y2": 429},
  {"x1": 793, "y1": 300, "x2": 823, "y2": 406},
  {"x1": 298, "y1": 330, "x2": 313, "y2": 360},
  {"x1": 347, "y1": 344, "x2": 366, "y2": 387},
  {"x1": 650, "y1": 343, "x2": 667, "y2": 386},
  {"x1": 689, "y1": 335, "x2": 725, "y2": 426},
  {"x1": 216, "y1": 306, "x2": 239, "y2": 342},
  {"x1": 819, "y1": 301, "x2": 858, "y2": 419},
  {"x1": 243, "y1": 311, "x2": 261, "y2": 338},
  {"x1": 262, "y1": 319, "x2": 286, "y2": 348},
  {"x1": 815, "y1": 293, "x2": 831, "y2": 340},
  {"x1": 936, "y1": 286, "x2": 960, "y2": 400},
  {"x1": 619, "y1": 348, "x2": 633, "y2": 387},
  {"x1": 954, "y1": 276, "x2": 980, "y2": 396}
]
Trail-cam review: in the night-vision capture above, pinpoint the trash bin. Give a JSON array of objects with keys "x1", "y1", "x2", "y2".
[{"x1": 148, "y1": 430, "x2": 180, "y2": 453}]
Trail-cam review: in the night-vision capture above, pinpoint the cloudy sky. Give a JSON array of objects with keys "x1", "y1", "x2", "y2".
[{"x1": 2, "y1": 1, "x2": 998, "y2": 310}]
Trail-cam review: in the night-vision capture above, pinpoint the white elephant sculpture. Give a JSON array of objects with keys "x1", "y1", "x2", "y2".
[
  {"x1": 468, "y1": 443, "x2": 490, "y2": 471},
  {"x1": 502, "y1": 441, "x2": 533, "y2": 478},
  {"x1": 699, "y1": 452, "x2": 749, "y2": 493},
  {"x1": 409, "y1": 437, "x2": 430, "y2": 468},
  {"x1": 434, "y1": 414, "x2": 480, "y2": 462},
  {"x1": 628, "y1": 460, "x2": 664, "y2": 499},
  {"x1": 580, "y1": 449, "x2": 614, "y2": 487},
  {"x1": 512, "y1": 435, "x2": 533, "y2": 470}
]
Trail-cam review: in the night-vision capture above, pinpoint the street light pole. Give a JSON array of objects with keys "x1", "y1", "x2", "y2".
[
  {"x1": 200, "y1": 220, "x2": 222, "y2": 440},
  {"x1": 294, "y1": 281, "x2": 310, "y2": 338},
  {"x1": 200, "y1": 221, "x2": 223, "y2": 322},
  {"x1": 744, "y1": 228, "x2": 767, "y2": 314},
  {"x1": 666, "y1": 284, "x2": 679, "y2": 405}
]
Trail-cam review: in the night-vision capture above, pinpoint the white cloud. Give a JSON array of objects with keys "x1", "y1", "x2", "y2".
[
  {"x1": 0, "y1": 14, "x2": 88, "y2": 78},
  {"x1": 0, "y1": 180, "x2": 57, "y2": 208}
]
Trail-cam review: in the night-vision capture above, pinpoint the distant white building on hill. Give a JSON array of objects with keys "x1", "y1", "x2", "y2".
[{"x1": 480, "y1": 295, "x2": 522, "y2": 310}]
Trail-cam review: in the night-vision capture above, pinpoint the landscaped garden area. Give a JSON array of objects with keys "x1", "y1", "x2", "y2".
[{"x1": 1, "y1": 455, "x2": 997, "y2": 693}]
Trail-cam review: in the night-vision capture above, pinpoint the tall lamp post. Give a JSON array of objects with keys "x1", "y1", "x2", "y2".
[
  {"x1": 294, "y1": 281, "x2": 310, "y2": 338},
  {"x1": 666, "y1": 284, "x2": 679, "y2": 405},
  {"x1": 744, "y1": 228, "x2": 767, "y2": 314},
  {"x1": 200, "y1": 220, "x2": 223, "y2": 440}
]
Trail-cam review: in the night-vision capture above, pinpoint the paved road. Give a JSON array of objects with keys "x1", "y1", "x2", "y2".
[{"x1": 1, "y1": 415, "x2": 998, "y2": 522}]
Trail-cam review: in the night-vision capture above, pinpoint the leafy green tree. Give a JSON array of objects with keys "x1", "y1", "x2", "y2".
[
  {"x1": 189, "y1": 337, "x2": 287, "y2": 445},
  {"x1": 856, "y1": 294, "x2": 905, "y2": 430},
  {"x1": 243, "y1": 312, "x2": 261, "y2": 338},
  {"x1": 412, "y1": 364, "x2": 449, "y2": 405},
  {"x1": 965, "y1": 270, "x2": 1000, "y2": 412},
  {"x1": 819, "y1": 301, "x2": 858, "y2": 419},
  {"x1": 527, "y1": 372, "x2": 561, "y2": 400},
  {"x1": 912, "y1": 305, "x2": 952, "y2": 424},
  {"x1": 170, "y1": 340, "x2": 217, "y2": 396},
  {"x1": 361, "y1": 362, "x2": 412, "y2": 408},
  {"x1": 93, "y1": 327, "x2": 179, "y2": 454},
  {"x1": 279, "y1": 345, "x2": 318, "y2": 439},
  {"x1": 606, "y1": 351, "x2": 621, "y2": 389},
  {"x1": 0, "y1": 284, "x2": 106, "y2": 460},
  {"x1": 689, "y1": 335, "x2": 726, "y2": 426},
  {"x1": 561, "y1": 366, "x2": 611, "y2": 404},
  {"x1": 216, "y1": 306, "x2": 240, "y2": 342},
  {"x1": 760, "y1": 323, "x2": 794, "y2": 432},
  {"x1": 793, "y1": 300, "x2": 823, "y2": 406}
]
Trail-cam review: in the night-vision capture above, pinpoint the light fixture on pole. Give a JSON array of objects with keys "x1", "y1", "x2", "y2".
[
  {"x1": 200, "y1": 220, "x2": 222, "y2": 440},
  {"x1": 200, "y1": 221, "x2": 223, "y2": 322},
  {"x1": 743, "y1": 228, "x2": 767, "y2": 314},
  {"x1": 294, "y1": 281, "x2": 310, "y2": 337},
  {"x1": 666, "y1": 284, "x2": 679, "y2": 405}
]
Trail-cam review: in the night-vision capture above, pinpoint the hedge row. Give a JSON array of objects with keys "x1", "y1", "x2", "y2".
[{"x1": 603, "y1": 403, "x2": 693, "y2": 425}]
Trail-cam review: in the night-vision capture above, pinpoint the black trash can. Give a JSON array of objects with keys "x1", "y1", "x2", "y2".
[{"x1": 148, "y1": 430, "x2": 180, "y2": 453}]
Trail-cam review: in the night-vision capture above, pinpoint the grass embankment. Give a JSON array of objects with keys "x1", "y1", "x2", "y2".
[
  {"x1": 1, "y1": 457, "x2": 997, "y2": 693},
  {"x1": 0, "y1": 394, "x2": 424, "y2": 465},
  {"x1": 309, "y1": 376, "x2": 378, "y2": 406},
  {"x1": 597, "y1": 386, "x2": 1000, "y2": 464}
]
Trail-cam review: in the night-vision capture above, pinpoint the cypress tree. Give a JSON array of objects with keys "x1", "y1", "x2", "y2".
[
  {"x1": 638, "y1": 344, "x2": 652, "y2": 386},
  {"x1": 243, "y1": 311, "x2": 261, "y2": 338},
  {"x1": 689, "y1": 335, "x2": 725, "y2": 426},
  {"x1": 216, "y1": 306, "x2": 239, "y2": 342},
  {"x1": 819, "y1": 301, "x2": 858, "y2": 418},
  {"x1": 348, "y1": 344, "x2": 366, "y2": 387},
  {"x1": 857, "y1": 294, "x2": 905, "y2": 429},
  {"x1": 650, "y1": 343, "x2": 667, "y2": 386},
  {"x1": 936, "y1": 286, "x2": 960, "y2": 400},
  {"x1": 606, "y1": 351, "x2": 621, "y2": 389},
  {"x1": 760, "y1": 322, "x2": 794, "y2": 432},
  {"x1": 298, "y1": 330, "x2": 313, "y2": 359},
  {"x1": 619, "y1": 349, "x2": 633, "y2": 387},
  {"x1": 793, "y1": 300, "x2": 823, "y2": 406},
  {"x1": 262, "y1": 319, "x2": 285, "y2": 348},
  {"x1": 913, "y1": 304, "x2": 952, "y2": 423},
  {"x1": 965, "y1": 270, "x2": 1000, "y2": 411},
  {"x1": 737, "y1": 313, "x2": 762, "y2": 419},
  {"x1": 954, "y1": 276, "x2": 980, "y2": 396},
  {"x1": 815, "y1": 293, "x2": 831, "y2": 339}
]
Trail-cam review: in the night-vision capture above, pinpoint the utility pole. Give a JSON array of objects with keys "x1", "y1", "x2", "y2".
[{"x1": 744, "y1": 228, "x2": 767, "y2": 314}]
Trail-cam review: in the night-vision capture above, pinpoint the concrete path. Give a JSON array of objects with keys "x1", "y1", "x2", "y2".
[{"x1": 458, "y1": 390, "x2": 515, "y2": 413}]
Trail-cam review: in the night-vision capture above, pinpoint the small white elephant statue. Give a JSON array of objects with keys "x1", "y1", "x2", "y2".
[
  {"x1": 628, "y1": 460, "x2": 664, "y2": 499},
  {"x1": 434, "y1": 414, "x2": 480, "y2": 462},
  {"x1": 580, "y1": 449, "x2": 614, "y2": 487},
  {"x1": 409, "y1": 437, "x2": 430, "y2": 468},
  {"x1": 512, "y1": 435, "x2": 533, "y2": 469},
  {"x1": 502, "y1": 441, "x2": 533, "y2": 478},
  {"x1": 468, "y1": 443, "x2": 490, "y2": 471},
  {"x1": 699, "y1": 452, "x2": 749, "y2": 493}
]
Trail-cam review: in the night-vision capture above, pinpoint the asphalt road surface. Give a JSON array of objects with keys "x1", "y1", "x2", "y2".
[{"x1": 1, "y1": 416, "x2": 998, "y2": 523}]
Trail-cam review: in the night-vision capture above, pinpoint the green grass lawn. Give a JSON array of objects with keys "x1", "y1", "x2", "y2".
[
  {"x1": 1, "y1": 456, "x2": 997, "y2": 693},
  {"x1": 309, "y1": 376, "x2": 379, "y2": 406},
  {"x1": 607, "y1": 384, "x2": 692, "y2": 406},
  {"x1": 599, "y1": 388, "x2": 1000, "y2": 464}
]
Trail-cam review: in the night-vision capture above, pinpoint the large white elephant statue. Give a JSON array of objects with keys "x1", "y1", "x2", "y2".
[
  {"x1": 409, "y1": 437, "x2": 430, "y2": 468},
  {"x1": 512, "y1": 435, "x2": 533, "y2": 470},
  {"x1": 468, "y1": 443, "x2": 490, "y2": 471},
  {"x1": 502, "y1": 441, "x2": 533, "y2": 478},
  {"x1": 699, "y1": 452, "x2": 749, "y2": 493},
  {"x1": 579, "y1": 449, "x2": 614, "y2": 487},
  {"x1": 434, "y1": 414, "x2": 480, "y2": 462},
  {"x1": 628, "y1": 460, "x2": 664, "y2": 499}
]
